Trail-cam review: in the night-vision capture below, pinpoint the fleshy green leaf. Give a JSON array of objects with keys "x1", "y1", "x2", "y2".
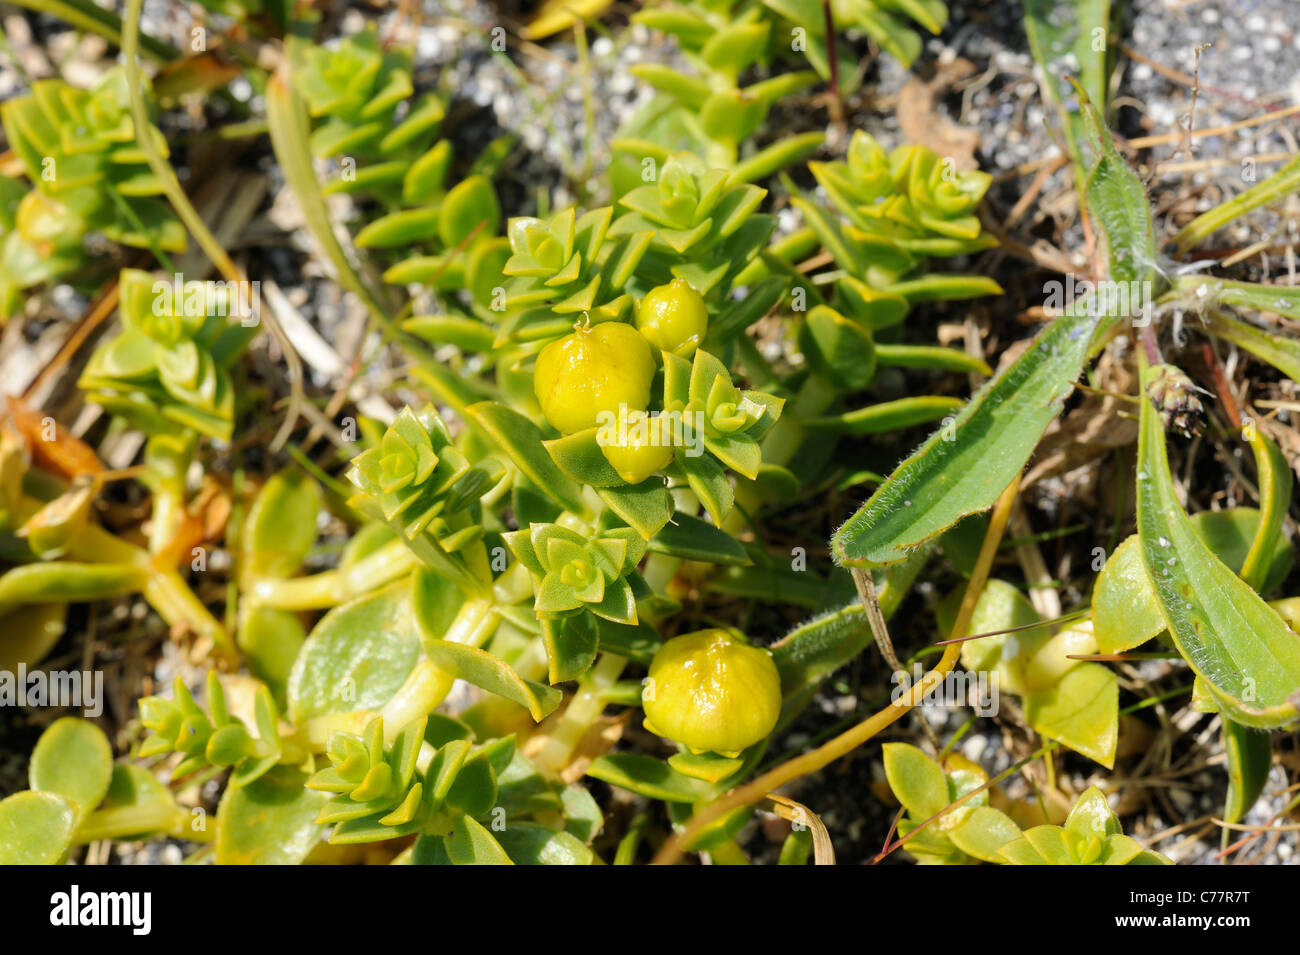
[
  {"x1": 947, "y1": 806, "x2": 1023, "y2": 863},
  {"x1": 0, "y1": 791, "x2": 77, "y2": 864},
  {"x1": 586, "y1": 753, "x2": 707, "y2": 803},
  {"x1": 1222, "y1": 718, "x2": 1272, "y2": 825},
  {"x1": 29, "y1": 717, "x2": 113, "y2": 824},
  {"x1": 287, "y1": 581, "x2": 420, "y2": 724},
  {"x1": 1093, "y1": 535, "x2": 1165, "y2": 654},
  {"x1": 647, "y1": 510, "x2": 751, "y2": 566},
  {"x1": 882, "y1": 743, "x2": 949, "y2": 820},
  {"x1": 495, "y1": 822, "x2": 595, "y2": 865},
  {"x1": 1023, "y1": 662, "x2": 1118, "y2": 767},
  {"x1": 445, "y1": 814, "x2": 513, "y2": 864},
  {"x1": 467, "y1": 401, "x2": 590, "y2": 517},
  {"x1": 215, "y1": 765, "x2": 330, "y2": 864},
  {"x1": 424, "y1": 640, "x2": 563, "y2": 721},
  {"x1": 1136, "y1": 373, "x2": 1300, "y2": 728}
]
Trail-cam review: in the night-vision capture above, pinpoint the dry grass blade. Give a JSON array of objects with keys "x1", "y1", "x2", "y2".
[{"x1": 767, "y1": 794, "x2": 836, "y2": 865}]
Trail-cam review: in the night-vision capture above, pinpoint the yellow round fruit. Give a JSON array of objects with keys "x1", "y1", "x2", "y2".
[
  {"x1": 636, "y1": 278, "x2": 708, "y2": 357},
  {"x1": 642, "y1": 628, "x2": 781, "y2": 756},
  {"x1": 533, "y1": 322, "x2": 656, "y2": 435},
  {"x1": 599, "y1": 409, "x2": 675, "y2": 484}
]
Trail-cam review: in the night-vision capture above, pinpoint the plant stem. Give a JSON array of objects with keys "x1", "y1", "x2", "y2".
[
  {"x1": 143, "y1": 569, "x2": 238, "y2": 662},
  {"x1": 530, "y1": 652, "x2": 625, "y2": 775},
  {"x1": 652, "y1": 475, "x2": 1022, "y2": 864},
  {"x1": 247, "y1": 539, "x2": 419, "y2": 610},
  {"x1": 73, "y1": 801, "x2": 207, "y2": 845},
  {"x1": 296, "y1": 597, "x2": 500, "y2": 749},
  {"x1": 7, "y1": 0, "x2": 179, "y2": 61}
]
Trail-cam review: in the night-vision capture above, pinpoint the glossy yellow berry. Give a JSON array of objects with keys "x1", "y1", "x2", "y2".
[
  {"x1": 599, "y1": 408, "x2": 675, "y2": 484},
  {"x1": 642, "y1": 628, "x2": 781, "y2": 756},
  {"x1": 534, "y1": 322, "x2": 656, "y2": 435},
  {"x1": 636, "y1": 278, "x2": 708, "y2": 357}
]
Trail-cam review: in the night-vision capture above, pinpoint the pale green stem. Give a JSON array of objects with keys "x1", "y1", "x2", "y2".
[
  {"x1": 246, "y1": 539, "x2": 419, "y2": 610},
  {"x1": 62, "y1": 508, "x2": 237, "y2": 661},
  {"x1": 147, "y1": 488, "x2": 185, "y2": 556},
  {"x1": 73, "y1": 801, "x2": 209, "y2": 845},
  {"x1": 492, "y1": 561, "x2": 534, "y2": 606},
  {"x1": 639, "y1": 487, "x2": 702, "y2": 600},
  {"x1": 530, "y1": 652, "x2": 626, "y2": 775},
  {"x1": 641, "y1": 554, "x2": 679, "y2": 595},
  {"x1": 144, "y1": 570, "x2": 237, "y2": 661}
]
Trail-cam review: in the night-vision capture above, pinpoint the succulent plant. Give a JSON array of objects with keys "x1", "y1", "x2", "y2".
[
  {"x1": 763, "y1": 0, "x2": 948, "y2": 73},
  {"x1": 0, "y1": 69, "x2": 182, "y2": 316},
  {"x1": 662, "y1": 347, "x2": 784, "y2": 480},
  {"x1": 289, "y1": 27, "x2": 503, "y2": 303},
  {"x1": 810, "y1": 131, "x2": 997, "y2": 262},
  {"x1": 139, "y1": 673, "x2": 285, "y2": 787},
  {"x1": 11, "y1": 0, "x2": 1297, "y2": 874},
  {"x1": 79, "y1": 269, "x2": 254, "y2": 440},
  {"x1": 614, "y1": 154, "x2": 769, "y2": 293},
  {"x1": 308, "y1": 717, "x2": 428, "y2": 836},
  {"x1": 504, "y1": 522, "x2": 648, "y2": 625}
]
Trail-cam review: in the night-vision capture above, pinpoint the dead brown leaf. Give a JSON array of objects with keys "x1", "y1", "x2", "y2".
[{"x1": 897, "y1": 58, "x2": 980, "y2": 170}]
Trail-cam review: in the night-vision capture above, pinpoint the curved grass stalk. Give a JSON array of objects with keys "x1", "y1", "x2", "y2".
[
  {"x1": 121, "y1": 0, "x2": 305, "y2": 452},
  {"x1": 767, "y1": 793, "x2": 835, "y2": 864},
  {"x1": 7, "y1": 0, "x2": 178, "y2": 61},
  {"x1": 263, "y1": 62, "x2": 399, "y2": 336},
  {"x1": 651, "y1": 475, "x2": 1022, "y2": 864},
  {"x1": 1173, "y1": 154, "x2": 1300, "y2": 253}
]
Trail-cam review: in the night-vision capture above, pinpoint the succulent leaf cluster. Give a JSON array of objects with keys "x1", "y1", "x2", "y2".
[
  {"x1": 290, "y1": 28, "x2": 503, "y2": 300},
  {"x1": 505, "y1": 522, "x2": 648, "y2": 625},
  {"x1": 0, "y1": 69, "x2": 182, "y2": 315},
  {"x1": 884, "y1": 744, "x2": 1171, "y2": 866},
  {"x1": 308, "y1": 717, "x2": 431, "y2": 839},
  {"x1": 79, "y1": 269, "x2": 252, "y2": 440},
  {"x1": 629, "y1": 3, "x2": 819, "y2": 163},
  {"x1": 811, "y1": 131, "x2": 995, "y2": 258},
  {"x1": 307, "y1": 714, "x2": 602, "y2": 862},
  {"x1": 501, "y1": 207, "x2": 650, "y2": 327},
  {"x1": 613, "y1": 154, "x2": 771, "y2": 295},
  {"x1": 139, "y1": 673, "x2": 285, "y2": 787},
  {"x1": 763, "y1": 0, "x2": 947, "y2": 72}
]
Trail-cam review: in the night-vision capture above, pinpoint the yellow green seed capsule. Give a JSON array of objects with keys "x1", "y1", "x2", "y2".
[
  {"x1": 642, "y1": 628, "x2": 781, "y2": 757},
  {"x1": 599, "y1": 408, "x2": 674, "y2": 484},
  {"x1": 636, "y1": 278, "x2": 708, "y2": 357},
  {"x1": 534, "y1": 321, "x2": 656, "y2": 435}
]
